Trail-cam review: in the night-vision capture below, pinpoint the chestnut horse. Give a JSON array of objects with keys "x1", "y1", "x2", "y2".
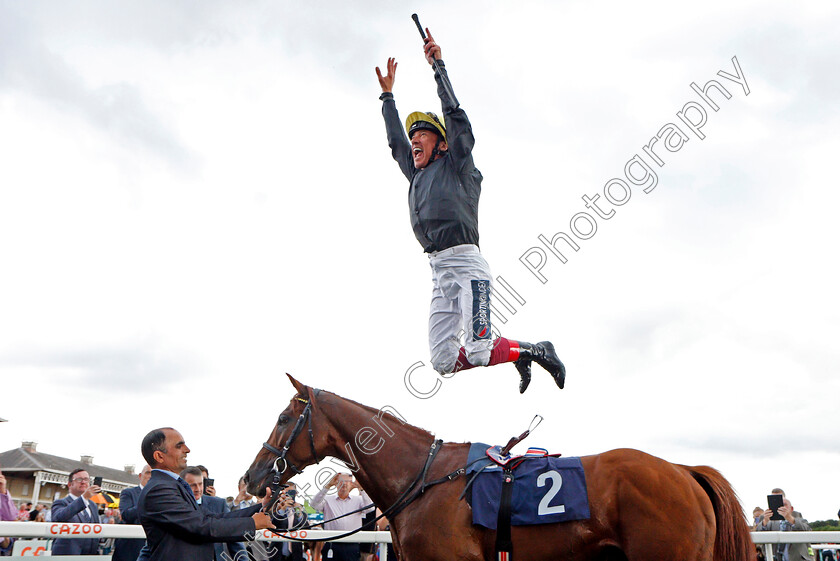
[{"x1": 244, "y1": 376, "x2": 755, "y2": 561}]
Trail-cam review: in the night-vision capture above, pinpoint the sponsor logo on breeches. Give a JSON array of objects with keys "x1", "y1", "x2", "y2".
[{"x1": 471, "y1": 280, "x2": 491, "y2": 339}]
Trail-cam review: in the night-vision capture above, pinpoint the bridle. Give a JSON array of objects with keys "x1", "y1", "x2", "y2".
[
  {"x1": 260, "y1": 388, "x2": 321, "y2": 512},
  {"x1": 258, "y1": 387, "x2": 464, "y2": 543}
]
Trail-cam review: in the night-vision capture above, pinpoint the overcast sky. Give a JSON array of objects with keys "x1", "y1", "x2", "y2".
[{"x1": 1, "y1": 1, "x2": 838, "y2": 522}]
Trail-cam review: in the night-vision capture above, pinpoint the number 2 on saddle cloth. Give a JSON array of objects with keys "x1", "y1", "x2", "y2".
[{"x1": 464, "y1": 443, "x2": 591, "y2": 529}]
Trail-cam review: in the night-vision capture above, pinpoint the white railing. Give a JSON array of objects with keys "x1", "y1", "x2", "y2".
[
  {"x1": 2, "y1": 523, "x2": 839, "y2": 560},
  {"x1": 751, "y1": 531, "x2": 840, "y2": 561},
  {"x1": 0, "y1": 522, "x2": 392, "y2": 559},
  {"x1": 752, "y1": 532, "x2": 840, "y2": 543},
  {"x1": 0, "y1": 521, "x2": 391, "y2": 541}
]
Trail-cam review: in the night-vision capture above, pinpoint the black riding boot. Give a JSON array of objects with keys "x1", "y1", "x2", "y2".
[
  {"x1": 514, "y1": 359, "x2": 532, "y2": 394},
  {"x1": 515, "y1": 341, "x2": 565, "y2": 392}
]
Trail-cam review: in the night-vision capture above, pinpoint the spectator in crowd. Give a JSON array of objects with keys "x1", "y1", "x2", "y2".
[
  {"x1": 757, "y1": 546, "x2": 768, "y2": 561},
  {"x1": 0, "y1": 468, "x2": 16, "y2": 557},
  {"x1": 229, "y1": 475, "x2": 281, "y2": 561},
  {"x1": 755, "y1": 488, "x2": 814, "y2": 561},
  {"x1": 0, "y1": 468, "x2": 16, "y2": 522},
  {"x1": 374, "y1": 509, "x2": 397, "y2": 561},
  {"x1": 751, "y1": 506, "x2": 765, "y2": 529},
  {"x1": 51, "y1": 468, "x2": 102, "y2": 555},
  {"x1": 748, "y1": 506, "x2": 768, "y2": 561},
  {"x1": 232, "y1": 476, "x2": 258, "y2": 511},
  {"x1": 113, "y1": 464, "x2": 152, "y2": 561},
  {"x1": 360, "y1": 508, "x2": 377, "y2": 561},
  {"x1": 100, "y1": 508, "x2": 118, "y2": 524},
  {"x1": 28, "y1": 509, "x2": 46, "y2": 522},
  {"x1": 99, "y1": 531, "x2": 117, "y2": 557},
  {"x1": 0, "y1": 536, "x2": 13, "y2": 556},
  {"x1": 17, "y1": 502, "x2": 32, "y2": 521},
  {"x1": 136, "y1": 427, "x2": 273, "y2": 561},
  {"x1": 196, "y1": 465, "x2": 216, "y2": 497},
  {"x1": 310, "y1": 530, "x2": 323, "y2": 561},
  {"x1": 311, "y1": 473, "x2": 373, "y2": 561},
  {"x1": 181, "y1": 466, "x2": 249, "y2": 561},
  {"x1": 268, "y1": 481, "x2": 307, "y2": 561}
]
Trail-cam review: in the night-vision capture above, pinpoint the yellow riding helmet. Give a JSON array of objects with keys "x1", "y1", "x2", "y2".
[{"x1": 405, "y1": 111, "x2": 446, "y2": 141}]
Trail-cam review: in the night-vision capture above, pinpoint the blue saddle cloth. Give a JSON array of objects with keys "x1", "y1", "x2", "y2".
[{"x1": 467, "y1": 442, "x2": 590, "y2": 529}]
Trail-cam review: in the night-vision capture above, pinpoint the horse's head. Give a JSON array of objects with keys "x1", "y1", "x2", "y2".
[{"x1": 243, "y1": 373, "x2": 324, "y2": 496}]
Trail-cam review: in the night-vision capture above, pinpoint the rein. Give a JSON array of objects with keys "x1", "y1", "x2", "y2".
[
  {"x1": 259, "y1": 389, "x2": 467, "y2": 543},
  {"x1": 266, "y1": 438, "x2": 465, "y2": 543}
]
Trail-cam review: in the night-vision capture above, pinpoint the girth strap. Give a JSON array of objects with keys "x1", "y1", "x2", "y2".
[{"x1": 495, "y1": 466, "x2": 515, "y2": 561}]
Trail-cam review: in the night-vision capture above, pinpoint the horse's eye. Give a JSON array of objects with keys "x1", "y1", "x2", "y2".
[{"x1": 277, "y1": 414, "x2": 290, "y2": 426}]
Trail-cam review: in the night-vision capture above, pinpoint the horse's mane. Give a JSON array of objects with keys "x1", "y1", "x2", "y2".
[{"x1": 314, "y1": 387, "x2": 436, "y2": 443}]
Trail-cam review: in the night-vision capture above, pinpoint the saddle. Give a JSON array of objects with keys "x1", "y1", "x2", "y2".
[{"x1": 463, "y1": 438, "x2": 590, "y2": 561}]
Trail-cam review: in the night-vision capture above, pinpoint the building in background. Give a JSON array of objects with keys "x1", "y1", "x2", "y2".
[{"x1": 0, "y1": 442, "x2": 137, "y2": 507}]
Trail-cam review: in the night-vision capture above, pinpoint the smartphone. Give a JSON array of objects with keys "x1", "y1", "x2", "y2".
[
  {"x1": 92, "y1": 476, "x2": 103, "y2": 487},
  {"x1": 204, "y1": 477, "x2": 214, "y2": 489},
  {"x1": 287, "y1": 489, "x2": 297, "y2": 499},
  {"x1": 767, "y1": 494, "x2": 784, "y2": 520}
]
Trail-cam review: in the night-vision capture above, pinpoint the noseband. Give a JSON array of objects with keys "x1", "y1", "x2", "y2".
[{"x1": 261, "y1": 388, "x2": 321, "y2": 511}]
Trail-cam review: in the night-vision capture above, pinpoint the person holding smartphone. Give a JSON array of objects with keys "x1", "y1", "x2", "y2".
[
  {"x1": 755, "y1": 488, "x2": 814, "y2": 561},
  {"x1": 50, "y1": 468, "x2": 103, "y2": 555},
  {"x1": 196, "y1": 465, "x2": 216, "y2": 497},
  {"x1": 268, "y1": 482, "x2": 308, "y2": 561}
]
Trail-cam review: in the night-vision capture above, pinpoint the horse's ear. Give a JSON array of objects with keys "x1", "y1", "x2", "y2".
[{"x1": 286, "y1": 373, "x2": 307, "y2": 394}]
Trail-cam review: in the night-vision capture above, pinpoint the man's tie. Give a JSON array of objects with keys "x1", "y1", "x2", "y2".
[{"x1": 177, "y1": 478, "x2": 197, "y2": 505}]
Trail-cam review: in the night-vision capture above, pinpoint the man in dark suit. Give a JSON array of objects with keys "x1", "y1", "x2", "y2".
[
  {"x1": 112, "y1": 464, "x2": 152, "y2": 561},
  {"x1": 137, "y1": 427, "x2": 275, "y2": 561},
  {"x1": 51, "y1": 467, "x2": 102, "y2": 555},
  {"x1": 181, "y1": 466, "x2": 248, "y2": 561}
]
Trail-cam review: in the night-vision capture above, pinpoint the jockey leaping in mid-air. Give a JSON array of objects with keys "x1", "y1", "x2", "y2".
[{"x1": 376, "y1": 27, "x2": 566, "y2": 393}]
